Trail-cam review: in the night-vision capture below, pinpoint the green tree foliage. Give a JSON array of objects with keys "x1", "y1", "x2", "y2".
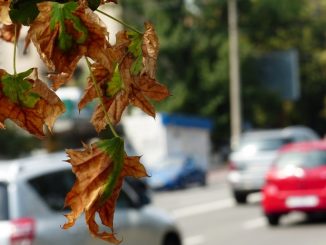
[
  {"x1": 121, "y1": 0, "x2": 326, "y2": 147},
  {"x1": 0, "y1": 124, "x2": 41, "y2": 159}
]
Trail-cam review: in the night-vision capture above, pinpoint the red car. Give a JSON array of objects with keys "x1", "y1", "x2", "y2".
[{"x1": 262, "y1": 140, "x2": 326, "y2": 226}]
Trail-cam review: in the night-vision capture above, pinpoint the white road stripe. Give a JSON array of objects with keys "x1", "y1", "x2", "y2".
[
  {"x1": 184, "y1": 235, "x2": 205, "y2": 245},
  {"x1": 242, "y1": 217, "x2": 266, "y2": 230},
  {"x1": 248, "y1": 193, "x2": 262, "y2": 203},
  {"x1": 172, "y1": 199, "x2": 234, "y2": 219},
  {"x1": 154, "y1": 189, "x2": 231, "y2": 209}
]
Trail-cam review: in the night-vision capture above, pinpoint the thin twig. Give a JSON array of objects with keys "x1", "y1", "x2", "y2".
[
  {"x1": 85, "y1": 57, "x2": 119, "y2": 138},
  {"x1": 13, "y1": 24, "x2": 18, "y2": 75},
  {"x1": 96, "y1": 9, "x2": 143, "y2": 35}
]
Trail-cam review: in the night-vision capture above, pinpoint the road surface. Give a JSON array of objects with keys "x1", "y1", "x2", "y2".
[{"x1": 152, "y1": 169, "x2": 326, "y2": 245}]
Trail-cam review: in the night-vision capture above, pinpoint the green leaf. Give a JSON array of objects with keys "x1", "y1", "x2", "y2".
[
  {"x1": 50, "y1": 2, "x2": 88, "y2": 52},
  {"x1": 106, "y1": 65, "x2": 123, "y2": 97},
  {"x1": 0, "y1": 69, "x2": 40, "y2": 108},
  {"x1": 87, "y1": 0, "x2": 101, "y2": 11},
  {"x1": 9, "y1": 0, "x2": 44, "y2": 25},
  {"x1": 97, "y1": 137, "x2": 125, "y2": 202},
  {"x1": 131, "y1": 55, "x2": 143, "y2": 75},
  {"x1": 128, "y1": 31, "x2": 143, "y2": 56},
  {"x1": 128, "y1": 31, "x2": 144, "y2": 75}
]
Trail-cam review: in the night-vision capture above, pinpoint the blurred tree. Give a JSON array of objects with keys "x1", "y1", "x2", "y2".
[
  {"x1": 121, "y1": 0, "x2": 326, "y2": 149},
  {"x1": 241, "y1": 0, "x2": 326, "y2": 135},
  {"x1": 0, "y1": 123, "x2": 42, "y2": 159}
]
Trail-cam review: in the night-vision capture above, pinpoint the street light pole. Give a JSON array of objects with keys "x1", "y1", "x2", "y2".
[{"x1": 228, "y1": 0, "x2": 242, "y2": 150}]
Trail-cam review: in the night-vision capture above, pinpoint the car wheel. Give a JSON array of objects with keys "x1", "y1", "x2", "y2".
[
  {"x1": 266, "y1": 214, "x2": 281, "y2": 226},
  {"x1": 233, "y1": 191, "x2": 247, "y2": 204},
  {"x1": 163, "y1": 233, "x2": 181, "y2": 245}
]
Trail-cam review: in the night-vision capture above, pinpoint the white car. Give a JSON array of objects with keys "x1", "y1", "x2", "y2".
[
  {"x1": 0, "y1": 152, "x2": 182, "y2": 245},
  {"x1": 228, "y1": 126, "x2": 319, "y2": 204}
]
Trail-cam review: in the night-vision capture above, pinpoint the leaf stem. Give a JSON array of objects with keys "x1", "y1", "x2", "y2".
[
  {"x1": 85, "y1": 57, "x2": 119, "y2": 138},
  {"x1": 96, "y1": 9, "x2": 143, "y2": 35},
  {"x1": 13, "y1": 24, "x2": 18, "y2": 76}
]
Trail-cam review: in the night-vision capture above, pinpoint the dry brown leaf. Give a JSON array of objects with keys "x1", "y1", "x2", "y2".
[
  {"x1": 27, "y1": 2, "x2": 112, "y2": 90},
  {"x1": 90, "y1": 91, "x2": 129, "y2": 131},
  {"x1": 120, "y1": 54, "x2": 169, "y2": 117},
  {"x1": 63, "y1": 143, "x2": 147, "y2": 244},
  {"x1": 79, "y1": 63, "x2": 110, "y2": 110},
  {"x1": 141, "y1": 22, "x2": 159, "y2": 78},
  {"x1": 0, "y1": 68, "x2": 65, "y2": 137},
  {"x1": 76, "y1": 7, "x2": 114, "y2": 73},
  {"x1": 78, "y1": 24, "x2": 168, "y2": 131},
  {"x1": 79, "y1": 53, "x2": 168, "y2": 131},
  {"x1": 78, "y1": 31, "x2": 130, "y2": 112},
  {"x1": 128, "y1": 75, "x2": 169, "y2": 117},
  {"x1": 135, "y1": 74, "x2": 170, "y2": 101}
]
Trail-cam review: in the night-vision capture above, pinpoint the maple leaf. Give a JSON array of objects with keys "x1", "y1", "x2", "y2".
[
  {"x1": 127, "y1": 22, "x2": 159, "y2": 78},
  {"x1": 0, "y1": 68, "x2": 65, "y2": 137},
  {"x1": 130, "y1": 73, "x2": 169, "y2": 116},
  {"x1": 118, "y1": 54, "x2": 169, "y2": 117},
  {"x1": 63, "y1": 138, "x2": 148, "y2": 244},
  {"x1": 26, "y1": 2, "x2": 112, "y2": 90},
  {"x1": 79, "y1": 29, "x2": 169, "y2": 131}
]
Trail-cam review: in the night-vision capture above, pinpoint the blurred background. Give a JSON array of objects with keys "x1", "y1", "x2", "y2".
[{"x1": 1, "y1": 0, "x2": 326, "y2": 245}]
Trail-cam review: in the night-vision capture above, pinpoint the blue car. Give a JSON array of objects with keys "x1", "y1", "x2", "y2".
[{"x1": 147, "y1": 156, "x2": 207, "y2": 190}]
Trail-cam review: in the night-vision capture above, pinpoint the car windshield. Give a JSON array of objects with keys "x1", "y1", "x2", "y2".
[
  {"x1": 275, "y1": 150, "x2": 326, "y2": 168},
  {"x1": 236, "y1": 137, "x2": 293, "y2": 152},
  {"x1": 0, "y1": 182, "x2": 8, "y2": 221}
]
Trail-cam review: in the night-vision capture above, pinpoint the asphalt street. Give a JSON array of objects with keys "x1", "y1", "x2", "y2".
[{"x1": 152, "y1": 168, "x2": 326, "y2": 245}]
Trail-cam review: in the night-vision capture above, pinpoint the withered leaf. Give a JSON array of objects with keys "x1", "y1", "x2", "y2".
[
  {"x1": 27, "y1": 2, "x2": 111, "y2": 90},
  {"x1": 79, "y1": 28, "x2": 169, "y2": 131},
  {"x1": 141, "y1": 22, "x2": 159, "y2": 78},
  {"x1": 0, "y1": 68, "x2": 65, "y2": 137},
  {"x1": 129, "y1": 74, "x2": 169, "y2": 116},
  {"x1": 127, "y1": 22, "x2": 159, "y2": 78},
  {"x1": 90, "y1": 90, "x2": 129, "y2": 132},
  {"x1": 63, "y1": 138, "x2": 148, "y2": 244}
]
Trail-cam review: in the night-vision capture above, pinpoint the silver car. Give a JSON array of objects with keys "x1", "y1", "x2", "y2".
[
  {"x1": 0, "y1": 152, "x2": 182, "y2": 245},
  {"x1": 227, "y1": 126, "x2": 319, "y2": 204}
]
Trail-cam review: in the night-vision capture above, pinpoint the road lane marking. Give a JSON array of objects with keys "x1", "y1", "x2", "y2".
[
  {"x1": 154, "y1": 189, "x2": 231, "y2": 209},
  {"x1": 248, "y1": 193, "x2": 262, "y2": 203},
  {"x1": 172, "y1": 199, "x2": 234, "y2": 219},
  {"x1": 184, "y1": 235, "x2": 205, "y2": 245},
  {"x1": 242, "y1": 217, "x2": 266, "y2": 230}
]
